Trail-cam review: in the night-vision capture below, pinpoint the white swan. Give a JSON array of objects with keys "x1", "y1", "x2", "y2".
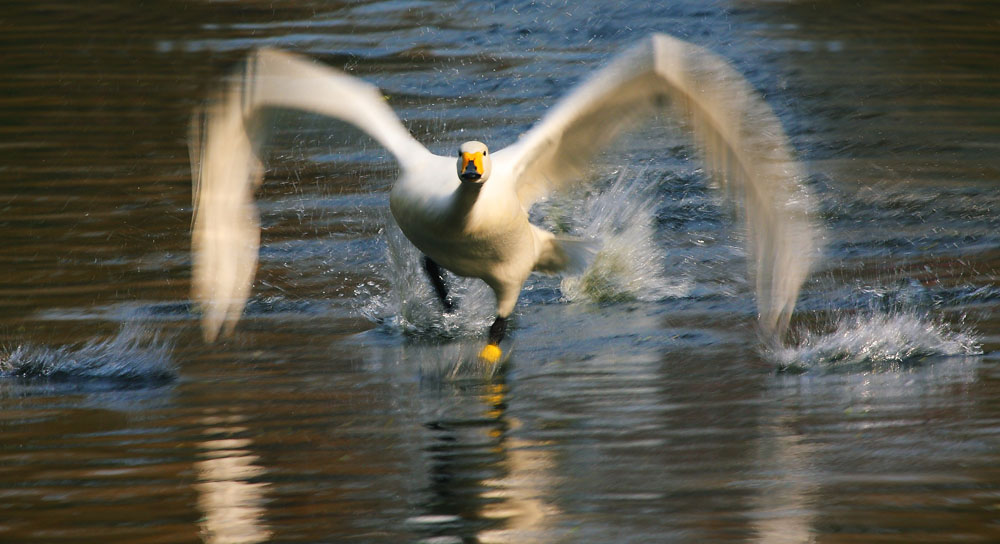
[{"x1": 190, "y1": 33, "x2": 817, "y2": 361}]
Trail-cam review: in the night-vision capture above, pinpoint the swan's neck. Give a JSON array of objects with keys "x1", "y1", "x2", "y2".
[{"x1": 446, "y1": 181, "x2": 483, "y2": 224}]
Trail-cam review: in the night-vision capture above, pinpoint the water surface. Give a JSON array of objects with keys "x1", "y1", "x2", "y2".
[{"x1": 1, "y1": 1, "x2": 999, "y2": 542}]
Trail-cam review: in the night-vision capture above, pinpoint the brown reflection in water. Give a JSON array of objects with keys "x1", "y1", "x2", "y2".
[
  {"x1": 744, "y1": 0, "x2": 999, "y2": 182},
  {"x1": 194, "y1": 412, "x2": 271, "y2": 544},
  {"x1": 0, "y1": 1, "x2": 367, "y2": 325}
]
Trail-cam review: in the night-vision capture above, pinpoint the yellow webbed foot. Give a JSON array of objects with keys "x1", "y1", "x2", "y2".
[{"x1": 478, "y1": 343, "x2": 502, "y2": 364}]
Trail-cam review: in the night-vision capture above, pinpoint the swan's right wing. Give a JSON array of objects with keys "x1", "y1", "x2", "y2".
[
  {"x1": 500, "y1": 34, "x2": 819, "y2": 340},
  {"x1": 191, "y1": 48, "x2": 430, "y2": 341}
]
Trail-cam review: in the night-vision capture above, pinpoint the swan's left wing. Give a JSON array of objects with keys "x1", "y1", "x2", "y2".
[
  {"x1": 500, "y1": 33, "x2": 818, "y2": 340},
  {"x1": 191, "y1": 49, "x2": 429, "y2": 341},
  {"x1": 190, "y1": 88, "x2": 263, "y2": 343}
]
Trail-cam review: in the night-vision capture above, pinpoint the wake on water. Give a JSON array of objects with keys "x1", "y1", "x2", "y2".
[{"x1": 9, "y1": 184, "x2": 974, "y2": 380}]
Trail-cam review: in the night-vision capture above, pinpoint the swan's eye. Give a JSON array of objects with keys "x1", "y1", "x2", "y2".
[{"x1": 483, "y1": 150, "x2": 487, "y2": 156}]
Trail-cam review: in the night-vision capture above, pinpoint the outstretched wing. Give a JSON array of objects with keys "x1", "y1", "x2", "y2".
[
  {"x1": 499, "y1": 33, "x2": 818, "y2": 340},
  {"x1": 190, "y1": 48, "x2": 430, "y2": 341}
]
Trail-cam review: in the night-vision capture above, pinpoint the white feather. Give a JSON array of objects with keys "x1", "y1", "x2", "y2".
[{"x1": 190, "y1": 34, "x2": 818, "y2": 343}]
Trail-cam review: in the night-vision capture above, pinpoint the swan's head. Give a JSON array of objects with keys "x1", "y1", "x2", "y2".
[{"x1": 457, "y1": 141, "x2": 491, "y2": 184}]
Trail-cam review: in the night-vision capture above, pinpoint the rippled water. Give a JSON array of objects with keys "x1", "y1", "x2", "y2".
[{"x1": 2, "y1": 1, "x2": 999, "y2": 542}]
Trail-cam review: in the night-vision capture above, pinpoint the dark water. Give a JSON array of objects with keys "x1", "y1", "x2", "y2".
[{"x1": 2, "y1": 1, "x2": 999, "y2": 542}]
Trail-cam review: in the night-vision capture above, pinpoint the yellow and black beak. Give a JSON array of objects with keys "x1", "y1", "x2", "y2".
[{"x1": 460, "y1": 152, "x2": 484, "y2": 182}]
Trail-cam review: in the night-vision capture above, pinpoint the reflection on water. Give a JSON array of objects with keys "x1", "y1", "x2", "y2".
[
  {"x1": 195, "y1": 413, "x2": 271, "y2": 544},
  {"x1": 404, "y1": 363, "x2": 559, "y2": 544},
  {"x1": 477, "y1": 434, "x2": 560, "y2": 544},
  {"x1": 0, "y1": 0, "x2": 999, "y2": 542},
  {"x1": 750, "y1": 415, "x2": 818, "y2": 544}
]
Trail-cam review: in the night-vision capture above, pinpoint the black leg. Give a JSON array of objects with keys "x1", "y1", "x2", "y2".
[
  {"x1": 488, "y1": 316, "x2": 508, "y2": 346},
  {"x1": 422, "y1": 257, "x2": 454, "y2": 312}
]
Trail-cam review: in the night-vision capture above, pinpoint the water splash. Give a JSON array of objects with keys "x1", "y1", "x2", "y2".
[
  {"x1": 0, "y1": 324, "x2": 176, "y2": 384},
  {"x1": 555, "y1": 169, "x2": 692, "y2": 304},
  {"x1": 772, "y1": 307, "x2": 981, "y2": 373},
  {"x1": 357, "y1": 213, "x2": 494, "y2": 338},
  {"x1": 360, "y1": 170, "x2": 691, "y2": 336}
]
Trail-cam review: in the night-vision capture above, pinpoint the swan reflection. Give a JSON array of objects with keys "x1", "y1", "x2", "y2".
[
  {"x1": 412, "y1": 372, "x2": 560, "y2": 544},
  {"x1": 750, "y1": 415, "x2": 819, "y2": 544},
  {"x1": 194, "y1": 413, "x2": 271, "y2": 544}
]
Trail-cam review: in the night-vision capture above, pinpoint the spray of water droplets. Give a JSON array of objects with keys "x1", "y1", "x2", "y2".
[
  {"x1": 0, "y1": 324, "x2": 176, "y2": 383},
  {"x1": 555, "y1": 169, "x2": 693, "y2": 304},
  {"x1": 357, "y1": 169, "x2": 690, "y2": 338},
  {"x1": 772, "y1": 281, "x2": 982, "y2": 372},
  {"x1": 356, "y1": 211, "x2": 495, "y2": 338}
]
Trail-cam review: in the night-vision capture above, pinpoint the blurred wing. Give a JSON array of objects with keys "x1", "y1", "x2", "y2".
[
  {"x1": 191, "y1": 48, "x2": 429, "y2": 341},
  {"x1": 501, "y1": 33, "x2": 818, "y2": 340}
]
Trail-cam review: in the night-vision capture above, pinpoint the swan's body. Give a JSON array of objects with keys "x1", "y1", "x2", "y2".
[
  {"x1": 391, "y1": 169, "x2": 537, "y2": 318},
  {"x1": 388, "y1": 143, "x2": 579, "y2": 319},
  {"x1": 191, "y1": 34, "x2": 818, "y2": 357}
]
